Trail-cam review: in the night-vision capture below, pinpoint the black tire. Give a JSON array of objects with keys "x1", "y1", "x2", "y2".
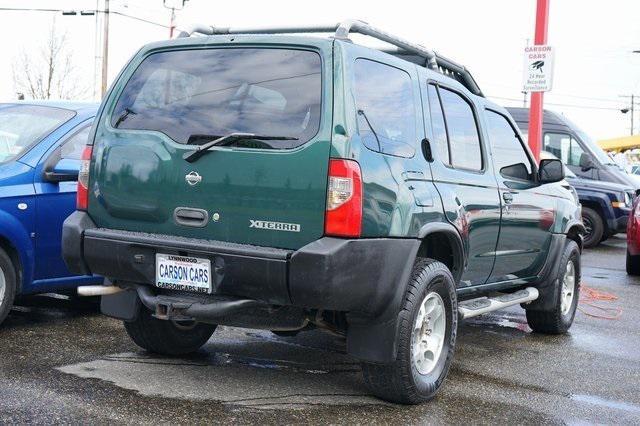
[
  {"x1": 526, "y1": 240, "x2": 580, "y2": 334},
  {"x1": 581, "y1": 207, "x2": 604, "y2": 249},
  {"x1": 124, "y1": 308, "x2": 217, "y2": 356},
  {"x1": 0, "y1": 247, "x2": 17, "y2": 326},
  {"x1": 626, "y1": 249, "x2": 640, "y2": 275},
  {"x1": 361, "y1": 258, "x2": 457, "y2": 404}
]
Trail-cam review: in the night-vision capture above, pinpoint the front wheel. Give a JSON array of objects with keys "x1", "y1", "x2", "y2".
[
  {"x1": 124, "y1": 308, "x2": 217, "y2": 355},
  {"x1": 581, "y1": 207, "x2": 604, "y2": 249},
  {"x1": 526, "y1": 240, "x2": 580, "y2": 334},
  {"x1": 361, "y1": 258, "x2": 457, "y2": 404},
  {"x1": 0, "y1": 247, "x2": 17, "y2": 326}
]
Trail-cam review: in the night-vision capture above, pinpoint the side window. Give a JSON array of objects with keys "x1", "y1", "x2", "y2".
[
  {"x1": 485, "y1": 110, "x2": 533, "y2": 180},
  {"x1": 354, "y1": 59, "x2": 416, "y2": 157},
  {"x1": 61, "y1": 125, "x2": 91, "y2": 160},
  {"x1": 543, "y1": 132, "x2": 585, "y2": 167},
  {"x1": 427, "y1": 84, "x2": 449, "y2": 163},
  {"x1": 438, "y1": 88, "x2": 482, "y2": 170}
]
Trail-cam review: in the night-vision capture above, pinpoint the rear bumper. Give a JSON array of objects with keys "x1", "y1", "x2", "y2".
[{"x1": 62, "y1": 211, "x2": 419, "y2": 316}]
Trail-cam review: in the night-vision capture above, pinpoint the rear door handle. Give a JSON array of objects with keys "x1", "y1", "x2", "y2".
[{"x1": 502, "y1": 192, "x2": 514, "y2": 204}]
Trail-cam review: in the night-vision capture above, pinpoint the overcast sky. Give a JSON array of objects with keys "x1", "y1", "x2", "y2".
[{"x1": 1, "y1": 0, "x2": 639, "y2": 140}]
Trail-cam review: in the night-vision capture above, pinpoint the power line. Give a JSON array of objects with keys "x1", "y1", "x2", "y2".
[
  {"x1": 488, "y1": 95, "x2": 625, "y2": 111},
  {"x1": 0, "y1": 6, "x2": 170, "y2": 28}
]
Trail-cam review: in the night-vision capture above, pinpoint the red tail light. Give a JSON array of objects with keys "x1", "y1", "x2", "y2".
[
  {"x1": 325, "y1": 159, "x2": 362, "y2": 238},
  {"x1": 76, "y1": 145, "x2": 93, "y2": 210}
]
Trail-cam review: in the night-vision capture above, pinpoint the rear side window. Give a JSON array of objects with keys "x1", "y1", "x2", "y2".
[
  {"x1": 438, "y1": 88, "x2": 482, "y2": 170},
  {"x1": 354, "y1": 59, "x2": 416, "y2": 157},
  {"x1": 61, "y1": 125, "x2": 91, "y2": 160},
  {"x1": 485, "y1": 110, "x2": 533, "y2": 180},
  {"x1": 111, "y1": 48, "x2": 322, "y2": 149},
  {"x1": 427, "y1": 85, "x2": 449, "y2": 163}
]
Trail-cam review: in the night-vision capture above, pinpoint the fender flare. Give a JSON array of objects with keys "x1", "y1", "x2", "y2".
[
  {"x1": 579, "y1": 194, "x2": 615, "y2": 231},
  {"x1": 417, "y1": 221, "x2": 465, "y2": 284},
  {"x1": 564, "y1": 219, "x2": 586, "y2": 252},
  {"x1": 0, "y1": 210, "x2": 34, "y2": 292}
]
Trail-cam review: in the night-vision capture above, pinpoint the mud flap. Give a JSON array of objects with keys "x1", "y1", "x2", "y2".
[{"x1": 101, "y1": 288, "x2": 140, "y2": 321}]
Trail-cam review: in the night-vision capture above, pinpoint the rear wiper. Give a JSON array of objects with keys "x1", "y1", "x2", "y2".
[
  {"x1": 183, "y1": 132, "x2": 298, "y2": 163},
  {"x1": 113, "y1": 107, "x2": 136, "y2": 128},
  {"x1": 357, "y1": 109, "x2": 382, "y2": 152}
]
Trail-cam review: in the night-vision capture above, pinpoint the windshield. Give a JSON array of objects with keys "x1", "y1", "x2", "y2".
[
  {"x1": 0, "y1": 105, "x2": 75, "y2": 163},
  {"x1": 112, "y1": 48, "x2": 322, "y2": 149}
]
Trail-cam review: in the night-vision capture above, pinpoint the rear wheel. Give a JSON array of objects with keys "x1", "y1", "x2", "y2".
[
  {"x1": 526, "y1": 240, "x2": 580, "y2": 334},
  {"x1": 0, "y1": 247, "x2": 17, "y2": 326},
  {"x1": 361, "y1": 258, "x2": 457, "y2": 404},
  {"x1": 124, "y1": 308, "x2": 217, "y2": 355},
  {"x1": 581, "y1": 207, "x2": 604, "y2": 249},
  {"x1": 626, "y1": 249, "x2": 640, "y2": 275}
]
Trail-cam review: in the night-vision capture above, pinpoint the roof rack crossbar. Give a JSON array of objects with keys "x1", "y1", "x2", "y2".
[{"x1": 176, "y1": 20, "x2": 483, "y2": 97}]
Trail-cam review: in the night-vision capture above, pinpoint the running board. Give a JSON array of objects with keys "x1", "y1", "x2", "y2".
[{"x1": 458, "y1": 287, "x2": 539, "y2": 320}]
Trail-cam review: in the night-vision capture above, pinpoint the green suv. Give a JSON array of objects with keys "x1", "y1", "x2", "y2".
[{"x1": 63, "y1": 20, "x2": 584, "y2": 404}]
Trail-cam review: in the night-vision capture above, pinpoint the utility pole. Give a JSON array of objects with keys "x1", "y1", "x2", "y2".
[
  {"x1": 101, "y1": 0, "x2": 110, "y2": 97},
  {"x1": 164, "y1": 0, "x2": 188, "y2": 38},
  {"x1": 621, "y1": 94, "x2": 639, "y2": 135}
]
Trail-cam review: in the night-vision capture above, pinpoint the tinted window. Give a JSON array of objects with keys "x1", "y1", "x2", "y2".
[
  {"x1": 61, "y1": 125, "x2": 91, "y2": 160},
  {"x1": 485, "y1": 110, "x2": 533, "y2": 179},
  {"x1": 544, "y1": 132, "x2": 585, "y2": 167},
  {"x1": 0, "y1": 105, "x2": 75, "y2": 163},
  {"x1": 427, "y1": 84, "x2": 449, "y2": 163},
  {"x1": 112, "y1": 48, "x2": 322, "y2": 149},
  {"x1": 354, "y1": 59, "x2": 416, "y2": 157},
  {"x1": 439, "y1": 88, "x2": 482, "y2": 170}
]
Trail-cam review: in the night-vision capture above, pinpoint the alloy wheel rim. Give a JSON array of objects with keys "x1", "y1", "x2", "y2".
[
  {"x1": 411, "y1": 291, "x2": 446, "y2": 375},
  {"x1": 582, "y1": 217, "x2": 593, "y2": 237},
  {"x1": 0, "y1": 265, "x2": 5, "y2": 305},
  {"x1": 561, "y1": 260, "x2": 576, "y2": 315}
]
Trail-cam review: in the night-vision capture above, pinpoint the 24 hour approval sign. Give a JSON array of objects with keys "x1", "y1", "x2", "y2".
[{"x1": 523, "y1": 45, "x2": 555, "y2": 92}]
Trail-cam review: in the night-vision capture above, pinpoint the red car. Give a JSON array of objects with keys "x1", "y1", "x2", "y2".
[{"x1": 626, "y1": 195, "x2": 640, "y2": 275}]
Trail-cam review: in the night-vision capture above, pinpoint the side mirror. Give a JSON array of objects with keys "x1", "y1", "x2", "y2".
[
  {"x1": 44, "y1": 158, "x2": 80, "y2": 183},
  {"x1": 579, "y1": 153, "x2": 596, "y2": 171},
  {"x1": 500, "y1": 163, "x2": 530, "y2": 180},
  {"x1": 538, "y1": 158, "x2": 565, "y2": 184}
]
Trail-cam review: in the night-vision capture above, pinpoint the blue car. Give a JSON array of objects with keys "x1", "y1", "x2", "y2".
[{"x1": 0, "y1": 101, "x2": 102, "y2": 325}]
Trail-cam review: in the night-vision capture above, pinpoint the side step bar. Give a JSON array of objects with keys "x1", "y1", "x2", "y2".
[{"x1": 458, "y1": 287, "x2": 539, "y2": 320}]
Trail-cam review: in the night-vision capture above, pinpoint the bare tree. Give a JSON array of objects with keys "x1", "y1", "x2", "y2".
[{"x1": 13, "y1": 22, "x2": 89, "y2": 100}]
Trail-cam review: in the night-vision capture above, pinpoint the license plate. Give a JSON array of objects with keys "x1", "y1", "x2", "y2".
[{"x1": 155, "y1": 254, "x2": 212, "y2": 294}]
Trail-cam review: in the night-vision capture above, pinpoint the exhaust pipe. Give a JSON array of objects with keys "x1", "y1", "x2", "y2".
[{"x1": 77, "y1": 285, "x2": 124, "y2": 297}]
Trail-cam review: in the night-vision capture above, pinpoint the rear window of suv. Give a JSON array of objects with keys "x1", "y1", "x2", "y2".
[{"x1": 111, "y1": 48, "x2": 322, "y2": 149}]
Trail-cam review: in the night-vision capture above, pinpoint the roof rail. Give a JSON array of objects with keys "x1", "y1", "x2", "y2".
[{"x1": 176, "y1": 20, "x2": 484, "y2": 97}]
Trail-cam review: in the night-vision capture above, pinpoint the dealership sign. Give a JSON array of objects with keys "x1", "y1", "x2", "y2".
[{"x1": 522, "y1": 45, "x2": 555, "y2": 92}]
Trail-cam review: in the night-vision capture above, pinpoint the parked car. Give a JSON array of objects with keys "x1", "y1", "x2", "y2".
[
  {"x1": 540, "y1": 152, "x2": 633, "y2": 248},
  {"x1": 0, "y1": 101, "x2": 101, "y2": 325},
  {"x1": 626, "y1": 196, "x2": 640, "y2": 275},
  {"x1": 507, "y1": 107, "x2": 640, "y2": 189},
  {"x1": 63, "y1": 21, "x2": 584, "y2": 404}
]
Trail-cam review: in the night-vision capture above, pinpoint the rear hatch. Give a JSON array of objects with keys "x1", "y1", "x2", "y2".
[{"x1": 88, "y1": 43, "x2": 332, "y2": 250}]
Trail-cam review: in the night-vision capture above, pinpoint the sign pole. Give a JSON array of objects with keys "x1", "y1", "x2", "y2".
[{"x1": 528, "y1": 0, "x2": 550, "y2": 162}]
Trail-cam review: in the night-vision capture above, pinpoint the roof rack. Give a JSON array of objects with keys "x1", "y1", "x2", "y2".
[{"x1": 176, "y1": 19, "x2": 484, "y2": 97}]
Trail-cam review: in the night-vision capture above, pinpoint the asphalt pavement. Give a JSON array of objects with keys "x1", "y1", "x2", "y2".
[{"x1": 1, "y1": 235, "x2": 639, "y2": 424}]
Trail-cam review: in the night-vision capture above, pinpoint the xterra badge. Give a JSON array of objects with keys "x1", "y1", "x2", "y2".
[{"x1": 249, "y1": 220, "x2": 301, "y2": 233}]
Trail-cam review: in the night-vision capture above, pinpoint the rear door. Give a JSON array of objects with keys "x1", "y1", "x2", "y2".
[
  {"x1": 484, "y1": 109, "x2": 554, "y2": 282},
  {"x1": 89, "y1": 45, "x2": 332, "y2": 250},
  {"x1": 424, "y1": 82, "x2": 501, "y2": 287}
]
